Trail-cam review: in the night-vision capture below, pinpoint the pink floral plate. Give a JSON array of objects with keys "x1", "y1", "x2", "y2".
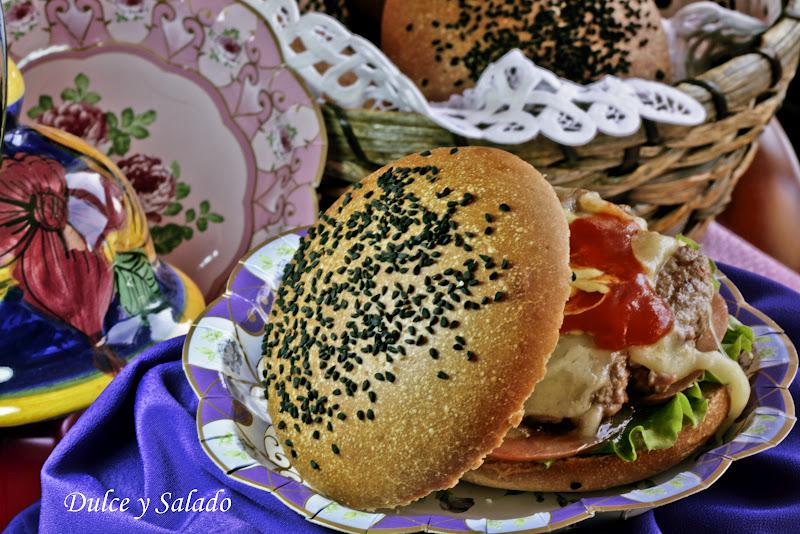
[
  {"x1": 183, "y1": 229, "x2": 797, "y2": 533},
  {"x1": 6, "y1": 0, "x2": 326, "y2": 298}
]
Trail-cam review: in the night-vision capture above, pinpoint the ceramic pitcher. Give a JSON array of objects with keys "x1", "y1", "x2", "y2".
[{"x1": 0, "y1": 56, "x2": 204, "y2": 426}]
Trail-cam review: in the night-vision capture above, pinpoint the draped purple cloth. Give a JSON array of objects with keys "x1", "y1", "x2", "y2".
[{"x1": 5, "y1": 264, "x2": 800, "y2": 533}]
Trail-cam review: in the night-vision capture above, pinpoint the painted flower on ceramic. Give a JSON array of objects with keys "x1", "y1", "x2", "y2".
[
  {"x1": 118, "y1": 154, "x2": 176, "y2": 223},
  {"x1": 215, "y1": 28, "x2": 244, "y2": 63},
  {"x1": 0, "y1": 153, "x2": 124, "y2": 343},
  {"x1": 38, "y1": 101, "x2": 109, "y2": 144},
  {"x1": 253, "y1": 104, "x2": 321, "y2": 171},
  {"x1": 220, "y1": 338, "x2": 243, "y2": 374},
  {"x1": 104, "y1": 0, "x2": 155, "y2": 42},
  {"x1": 4, "y1": 0, "x2": 38, "y2": 38},
  {"x1": 113, "y1": 0, "x2": 149, "y2": 21},
  {"x1": 199, "y1": 4, "x2": 256, "y2": 86}
]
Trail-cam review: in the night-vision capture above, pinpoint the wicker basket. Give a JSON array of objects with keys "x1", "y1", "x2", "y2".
[{"x1": 318, "y1": 0, "x2": 800, "y2": 238}]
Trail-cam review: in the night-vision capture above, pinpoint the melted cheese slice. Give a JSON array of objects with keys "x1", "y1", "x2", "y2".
[
  {"x1": 524, "y1": 334, "x2": 616, "y2": 436},
  {"x1": 632, "y1": 230, "x2": 681, "y2": 282}
]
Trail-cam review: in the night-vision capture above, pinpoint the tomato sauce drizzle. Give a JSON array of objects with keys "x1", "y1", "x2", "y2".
[{"x1": 561, "y1": 213, "x2": 673, "y2": 350}]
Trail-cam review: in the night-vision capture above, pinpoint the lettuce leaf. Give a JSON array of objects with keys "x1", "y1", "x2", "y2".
[
  {"x1": 676, "y1": 234, "x2": 701, "y2": 250},
  {"x1": 592, "y1": 383, "x2": 709, "y2": 462},
  {"x1": 722, "y1": 316, "x2": 755, "y2": 361}
]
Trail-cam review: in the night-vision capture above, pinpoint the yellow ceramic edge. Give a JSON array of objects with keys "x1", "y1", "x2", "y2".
[
  {"x1": 0, "y1": 263, "x2": 203, "y2": 427},
  {"x1": 7, "y1": 58, "x2": 24, "y2": 105},
  {"x1": 174, "y1": 263, "x2": 206, "y2": 322},
  {"x1": 0, "y1": 373, "x2": 113, "y2": 427}
]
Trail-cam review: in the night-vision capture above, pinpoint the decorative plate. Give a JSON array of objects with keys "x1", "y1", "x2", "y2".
[
  {"x1": 183, "y1": 229, "x2": 797, "y2": 533},
  {"x1": 7, "y1": 0, "x2": 327, "y2": 298}
]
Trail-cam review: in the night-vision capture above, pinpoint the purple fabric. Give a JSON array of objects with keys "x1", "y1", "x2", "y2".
[{"x1": 5, "y1": 264, "x2": 800, "y2": 534}]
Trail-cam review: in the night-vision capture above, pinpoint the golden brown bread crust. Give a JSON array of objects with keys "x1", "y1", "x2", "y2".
[
  {"x1": 382, "y1": 0, "x2": 671, "y2": 102},
  {"x1": 462, "y1": 386, "x2": 729, "y2": 492},
  {"x1": 261, "y1": 147, "x2": 571, "y2": 510}
]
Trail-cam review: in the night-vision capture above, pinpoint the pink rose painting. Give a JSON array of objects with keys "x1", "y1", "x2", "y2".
[{"x1": 27, "y1": 73, "x2": 224, "y2": 255}]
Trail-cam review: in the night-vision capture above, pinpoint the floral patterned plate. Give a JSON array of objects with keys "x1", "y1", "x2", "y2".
[
  {"x1": 6, "y1": 0, "x2": 326, "y2": 298},
  {"x1": 183, "y1": 229, "x2": 797, "y2": 533}
]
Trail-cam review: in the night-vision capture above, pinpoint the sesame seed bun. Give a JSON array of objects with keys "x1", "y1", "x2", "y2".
[
  {"x1": 462, "y1": 385, "x2": 730, "y2": 492},
  {"x1": 261, "y1": 147, "x2": 571, "y2": 510},
  {"x1": 381, "y1": 0, "x2": 671, "y2": 102}
]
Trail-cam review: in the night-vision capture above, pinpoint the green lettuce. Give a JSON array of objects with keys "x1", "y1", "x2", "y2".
[
  {"x1": 675, "y1": 234, "x2": 701, "y2": 250},
  {"x1": 721, "y1": 316, "x2": 755, "y2": 361},
  {"x1": 593, "y1": 383, "x2": 709, "y2": 462}
]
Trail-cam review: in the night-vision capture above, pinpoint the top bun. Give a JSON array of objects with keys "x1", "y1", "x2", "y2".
[
  {"x1": 381, "y1": 0, "x2": 671, "y2": 102},
  {"x1": 260, "y1": 147, "x2": 571, "y2": 510}
]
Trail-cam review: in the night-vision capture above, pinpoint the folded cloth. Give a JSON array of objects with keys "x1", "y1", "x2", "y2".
[{"x1": 5, "y1": 265, "x2": 800, "y2": 534}]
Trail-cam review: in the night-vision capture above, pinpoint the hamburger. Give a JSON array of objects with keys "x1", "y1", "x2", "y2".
[{"x1": 260, "y1": 147, "x2": 753, "y2": 510}]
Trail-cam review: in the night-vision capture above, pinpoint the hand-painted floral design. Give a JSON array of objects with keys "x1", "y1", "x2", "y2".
[
  {"x1": 113, "y1": 0, "x2": 149, "y2": 22},
  {"x1": 28, "y1": 74, "x2": 107, "y2": 144},
  {"x1": 133, "y1": 161, "x2": 225, "y2": 255},
  {"x1": 38, "y1": 102, "x2": 109, "y2": 144},
  {"x1": 212, "y1": 28, "x2": 243, "y2": 64},
  {"x1": 253, "y1": 104, "x2": 321, "y2": 172},
  {"x1": 4, "y1": 0, "x2": 38, "y2": 39},
  {"x1": 118, "y1": 153, "x2": 177, "y2": 223},
  {"x1": 28, "y1": 73, "x2": 225, "y2": 256},
  {"x1": 221, "y1": 338, "x2": 243, "y2": 374},
  {"x1": 0, "y1": 153, "x2": 121, "y2": 348},
  {"x1": 199, "y1": 4, "x2": 257, "y2": 86}
]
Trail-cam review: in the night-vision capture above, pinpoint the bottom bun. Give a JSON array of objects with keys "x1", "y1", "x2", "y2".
[{"x1": 462, "y1": 386, "x2": 730, "y2": 492}]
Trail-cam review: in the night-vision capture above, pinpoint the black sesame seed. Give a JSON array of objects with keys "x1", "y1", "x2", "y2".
[
  {"x1": 332, "y1": 444, "x2": 340, "y2": 454},
  {"x1": 499, "y1": 203, "x2": 510, "y2": 212},
  {"x1": 437, "y1": 371, "x2": 449, "y2": 380},
  {"x1": 310, "y1": 460, "x2": 320, "y2": 470}
]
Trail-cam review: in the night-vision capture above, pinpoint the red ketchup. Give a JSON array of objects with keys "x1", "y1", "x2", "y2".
[{"x1": 561, "y1": 213, "x2": 673, "y2": 350}]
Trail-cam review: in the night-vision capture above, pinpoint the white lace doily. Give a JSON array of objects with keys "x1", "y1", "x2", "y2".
[{"x1": 255, "y1": 0, "x2": 769, "y2": 146}]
